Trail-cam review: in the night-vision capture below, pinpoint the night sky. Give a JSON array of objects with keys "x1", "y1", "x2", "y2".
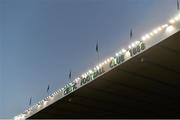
[{"x1": 0, "y1": 0, "x2": 178, "y2": 118}]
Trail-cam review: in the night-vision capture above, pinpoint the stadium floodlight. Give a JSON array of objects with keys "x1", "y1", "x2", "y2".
[
  {"x1": 104, "y1": 60, "x2": 108, "y2": 64},
  {"x1": 169, "y1": 19, "x2": 175, "y2": 24},
  {"x1": 121, "y1": 49, "x2": 126, "y2": 53},
  {"x1": 162, "y1": 24, "x2": 169, "y2": 28},
  {"x1": 141, "y1": 36, "x2": 146, "y2": 41},
  {"x1": 153, "y1": 29, "x2": 158, "y2": 34},
  {"x1": 166, "y1": 25, "x2": 175, "y2": 33},
  {"x1": 107, "y1": 58, "x2": 111, "y2": 62},
  {"x1": 158, "y1": 27, "x2": 162, "y2": 31},
  {"x1": 93, "y1": 67, "x2": 97, "y2": 71},
  {"x1": 145, "y1": 34, "x2": 150, "y2": 39},
  {"x1": 174, "y1": 15, "x2": 180, "y2": 21},
  {"x1": 81, "y1": 74, "x2": 85, "y2": 78},
  {"x1": 115, "y1": 53, "x2": 119, "y2": 57},
  {"x1": 149, "y1": 32, "x2": 154, "y2": 36},
  {"x1": 135, "y1": 41, "x2": 140, "y2": 45},
  {"x1": 96, "y1": 66, "x2": 100, "y2": 70},
  {"x1": 131, "y1": 43, "x2": 135, "y2": 47},
  {"x1": 88, "y1": 70, "x2": 93, "y2": 74},
  {"x1": 98, "y1": 64, "x2": 102, "y2": 68}
]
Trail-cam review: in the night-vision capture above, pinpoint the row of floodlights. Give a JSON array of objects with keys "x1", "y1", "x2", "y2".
[{"x1": 14, "y1": 12, "x2": 180, "y2": 120}]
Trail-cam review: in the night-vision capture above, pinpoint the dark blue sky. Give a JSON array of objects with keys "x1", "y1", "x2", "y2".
[{"x1": 0, "y1": 0, "x2": 178, "y2": 118}]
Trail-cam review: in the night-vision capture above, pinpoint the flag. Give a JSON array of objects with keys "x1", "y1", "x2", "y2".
[
  {"x1": 69, "y1": 70, "x2": 71, "y2": 80},
  {"x1": 130, "y1": 28, "x2": 133, "y2": 40},
  {"x1": 47, "y1": 84, "x2": 50, "y2": 93},
  {"x1": 29, "y1": 97, "x2": 32, "y2": 106},
  {"x1": 96, "y1": 40, "x2": 99, "y2": 53},
  {"x1": 177, "y1": 0, "x2": 180, "y2": 10}
]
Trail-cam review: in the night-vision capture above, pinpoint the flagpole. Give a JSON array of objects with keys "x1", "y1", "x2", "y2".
[
  {"x1": 96, "y1": 40, "x2": 100, "y2": 64},
  {"x1": 69, "y1": 69, "x2": 72, "y2": 81},
  {"x1": 47, "y1": 84, "x2": 50, "y2": 95},
  {"x1": 177, "y1": 0, "x2": 180, "y2": 11},
  {"x1": 29, "y1": 97, "x2": 32, "y2": 106},
  {"x1": 97, "y1": 50, "x2": 100, "y2": 64},
  {"x1": 130, "y1": 28, "x2": 133, "y2": 41}
]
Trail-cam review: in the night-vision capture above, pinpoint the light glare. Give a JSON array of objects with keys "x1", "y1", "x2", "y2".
[{"x1": 166, "y1": 25, "x2": 175, "y2": 33}]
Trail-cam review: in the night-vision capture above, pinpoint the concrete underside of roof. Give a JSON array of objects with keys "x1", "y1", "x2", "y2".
[{"x1": 29, "y1": 31, "x2": 180, "y2": 119}]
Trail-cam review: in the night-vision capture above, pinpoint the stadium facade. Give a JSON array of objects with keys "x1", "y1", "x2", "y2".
[{"x1": 14, "y1": 12, "x2": 180, "y2": 119}]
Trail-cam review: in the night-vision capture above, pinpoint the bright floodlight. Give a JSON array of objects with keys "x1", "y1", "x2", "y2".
[
  {"x1": 145, "y1": 34, "x2": 150, "y2": 39},
  {"x1": 153, "y1": 29, "x2": 158, "y2": 34},
  {"x1": 150, "y1": 32, "x2": 154, "y2": 36},
  {"x1": 158, "y1": 27, "x2": 162, "y2": 31},
  {"x1": 162, "y1": 24, "x2": 169, "y2": 28},
  {"x1": 96, "y1": 66, "x2": 100, "y2": 70},
  {"x1": 115, "y1": 53, "x2": 119, "y2": 57},
  {"x1": 141, "y1": 36, "x2": 146, "y2": 41},
  {"x1": 104, "y1": 60, "x2": 108, "y2": 64},
  {"x1": 107, "y1": 58, "x2": 111, "y2": 62},
  {"x1": 131, "y1": 43, "x2": 135, "y2": 47},
  {"x1": 169, "y1": 19, "x2": 175, "y2": 24},
  {"x1": 88, "y1": 70, "x2": 93, "y2": 74},
  {"x1": 174, "y1": 15, "x2": 180, "y2": 21},
  {"x1": 166, "y1": 25, "x2": 175, "y2": 33},
  {"x1": 121, "y1": 49, "x2": 126, "y2": 53},
  {"x1": 135, "y1": 41, "x2": 140, "y2": 45}
]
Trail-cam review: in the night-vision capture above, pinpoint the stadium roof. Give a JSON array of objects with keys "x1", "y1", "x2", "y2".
[{"x1": 14, "y1": 13, "x2": 180, "y2": 119}]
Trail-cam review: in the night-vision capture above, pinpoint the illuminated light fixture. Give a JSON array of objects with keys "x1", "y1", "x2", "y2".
[
  {"x1": 145, "y1": 34, "x2": 150, "y2": 39},
  {"x1": 121, "y1": 49, "x2": 126, "y2": 53},
  {"x1": 174, "y1": 16, "x2": 180, "y2": 21},
  {"x1": 43, "y1": 100, "x2": 48, "y2": 105},
  {"x1": 162, "y1": 24, "x2": 169, "y2": 28},
  {"x1": 166, "y1": 25, "x2": 175, "y2": 33},
  {"x1": 128, "y1": 45, "x2": 132, "y2": 49},
  {"x1": 135, "y1": 41, "x2": 140, "y2": 45},
  {"x1": 96, "y1": 66, "x2": 100, "y2": 70},
  {"x1": 81, "y1": 74, "x2": 85, "y2": 78},
  {"x1": 157, "y1": 27, "x2": 162, "y2": 31},
  {"x1": 141, "y1": 36, "x2": 146, "y2": 41},
  {"x1": 150, "y1": 32, "x2": 154, "y2": 36},
  {"x1": 99, "y1": 63, "x2": 103, "y2": 67},
  {"x1": 131, "y1": 43, "x2": 135, "y2": 47},
  {"x1": 74, "y1": 78, "x2": 79, "y2": 83},
  {"x1": 115, "y1": 53, "x2": 119, "y2": 57},
  {"x1": 104, "y1": 60, "x2": 108, "y2": 64},
  {"x1": 153, "y1": 29, "x2": 158, "y2": 34},
  {"x1": 93, "y1": 67, "x2": 96, "y2": 70},
  {"x1": 101, "y1": 62, "x2": 105, "y2": 66},
  {"x1": 169, "y1": 19, "x2": 175, "y2": 24},
  {"x1": 107, "y1": 58, "x2": 111, "y2": 62},
  {"x1": 88, "y1": 70, "x2": 93, "y2": 74}
]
